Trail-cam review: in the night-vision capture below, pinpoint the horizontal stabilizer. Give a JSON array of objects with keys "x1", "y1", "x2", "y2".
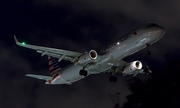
[{"x1": 26, "y1": 74, "x2": 52, "y2": 80}]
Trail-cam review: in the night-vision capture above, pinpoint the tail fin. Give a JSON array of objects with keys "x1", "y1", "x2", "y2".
[{"x1": 48, "y1": 56, "x2": 61, "y2": 76}]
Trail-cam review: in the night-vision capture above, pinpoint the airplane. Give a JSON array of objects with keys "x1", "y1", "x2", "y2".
[{"x1": 14, "y1": 23, "x2": 165, "y2": 85}]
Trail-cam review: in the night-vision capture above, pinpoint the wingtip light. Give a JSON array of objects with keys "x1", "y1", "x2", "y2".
[
  {"x1": 22, "y1": 42, "x2": 26, "y2": 45},
  {"x1": 14, "y1": 35, "x2": 26, "y2": 45}
]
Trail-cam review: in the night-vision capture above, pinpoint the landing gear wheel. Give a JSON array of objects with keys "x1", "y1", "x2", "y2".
[
  {"x1": 79, "y1": 70, "x2": 88, "y2": 76},
  {"x1": 109, "y1": 76, "x2": 117, "y2": 83}
]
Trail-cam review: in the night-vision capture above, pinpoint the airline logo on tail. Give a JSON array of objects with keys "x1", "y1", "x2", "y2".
[
  {"x1": 48, "y1": 56, "x2": 61, "y2": 76},
  {"x1": 45, "y1": 56, "x2": 61, "y2": 84}
]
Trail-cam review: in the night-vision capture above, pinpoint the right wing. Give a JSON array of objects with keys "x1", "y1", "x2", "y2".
[
  {"x1": 105, "y1": 60, "x2": 152, "y2": 76},
  {"x1": 14, "y1": 35, "x2": 82, "y2": 62},
  {"x1": 105, "y1": 60, "x2": 128, "y2": 73}
]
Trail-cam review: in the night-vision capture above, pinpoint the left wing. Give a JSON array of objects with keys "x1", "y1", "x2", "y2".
[{"x1": 14, "y1": 35, "x2": 82, "y2": 62}]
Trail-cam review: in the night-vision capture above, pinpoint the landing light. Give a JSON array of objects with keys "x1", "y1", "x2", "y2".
[{"x1": 117, "y1": 42, "x2": 120, "y2": 45}]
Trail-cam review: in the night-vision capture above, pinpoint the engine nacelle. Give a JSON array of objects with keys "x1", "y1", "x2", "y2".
[
  {"x1": 123, "y1": 61, "x2": 142, "y2": 75},
  {"x1": 78, "y1": 50, "x2": 98, "y2": 64}
]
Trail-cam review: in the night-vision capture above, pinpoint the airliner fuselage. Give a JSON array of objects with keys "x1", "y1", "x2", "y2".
[{"x1": 14, "y1": 23, "x2": 165, "y2": 85}]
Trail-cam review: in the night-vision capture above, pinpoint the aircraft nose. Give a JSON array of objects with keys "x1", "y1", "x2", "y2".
[
  {"x1": 145, "y1": 23, "x2": 165, "y2": 37},
  {"x1": 148, "y1": 26, "x2": 165, "y2": 39},
  {"x1": 156, "y1": 26, "x2": 165, "y2": 36},
  {"x1": 147, "y1": 26, "x2": 165, "y2": 44}
]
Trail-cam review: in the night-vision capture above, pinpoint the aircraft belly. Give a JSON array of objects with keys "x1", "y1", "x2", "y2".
[
  {"x1": 57, "y1": 64, "x2": 84, "y2": 84},
  {"x1": 88, "y1": 63, "x2": 112, "y2": 74},
  {"x1": 86, "y1": 54, "x2": 113, "y2": 74}
]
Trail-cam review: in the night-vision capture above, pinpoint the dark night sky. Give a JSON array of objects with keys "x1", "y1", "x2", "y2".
[{"x1": 0, "y1": 0, "x2": 180, "y2": 108}]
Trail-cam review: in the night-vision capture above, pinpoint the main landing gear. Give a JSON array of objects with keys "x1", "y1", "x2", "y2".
[
  {"x1": 109, "y1": 67, "x2": 118, "y2": 83},
  {"x1": 109, "y1": 76, "x2": 117, "y2": 83},
  {"x1": 79, "y1": 69, "x2": 88, "y2": 76},
  {"x1": 146, "y1": 44, "x2": 151, "y2": 55}
]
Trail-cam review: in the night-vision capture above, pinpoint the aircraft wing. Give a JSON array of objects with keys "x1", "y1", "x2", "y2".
[
  {"x1": 14, "y1": 35, "x2": 82, "y2": 62},
  {"x1": 106, "y1": 60, "x2": 152, "y2": 77},
  {"x1": 105, "y1": 60, "x2": 128, "y2": 73}
]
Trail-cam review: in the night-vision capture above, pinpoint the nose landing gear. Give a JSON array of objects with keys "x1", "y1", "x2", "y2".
[
  {"x1": 146, "y1": 44, "x2": 151, "y2": 55},
  {"x1": 146, "y1": 50, "x2": 151, "y2": 55}
]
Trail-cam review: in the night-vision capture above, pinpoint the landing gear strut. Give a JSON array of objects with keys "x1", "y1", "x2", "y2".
[
  {"x1": 79, "y1": 69, "x2": 88, "y2": 76},
  {"x1": 109, "y1": 76, "x2": 117, "y2": 83},
  {"x1": 146, "y1": 44, "x2": 151, "y2": 55}
]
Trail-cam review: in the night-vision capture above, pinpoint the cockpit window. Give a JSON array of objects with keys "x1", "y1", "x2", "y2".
[{"x1": 147, "y1": 24, "x2": 159, "y2": 28}]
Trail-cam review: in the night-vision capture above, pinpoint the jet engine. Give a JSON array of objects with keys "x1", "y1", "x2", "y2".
[
  {"x1": 77, "y1": 50, "x2": 98, "y2": 64},
  {"x1": 122, "y1": 61, "x2": 142, "y2": 75}
]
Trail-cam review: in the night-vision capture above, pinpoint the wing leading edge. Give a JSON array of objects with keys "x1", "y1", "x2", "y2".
[{"x1": 14, "y1": 35, "x2": 82, "y2": 62}]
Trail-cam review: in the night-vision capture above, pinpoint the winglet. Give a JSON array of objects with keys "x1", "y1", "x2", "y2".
[
  {"x1": 13, "y1": 35, "x2": 26, "y2": 46},
  {"x1": 13, "y1": 35, "x2": 19, "y2": 44}
]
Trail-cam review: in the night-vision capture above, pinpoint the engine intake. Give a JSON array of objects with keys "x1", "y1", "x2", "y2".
[
  {"x1": 78, "y1": 50, "x2": 98, "y2": 64},
  {"x1": 135, "y1": 61, "x2": 142, "y2": 69},
  {"x1": 123, "y1": 61, "x2": 142, "y2": 75},
  {"x1": 89, "y1": 50, "x2": 97, "y2": 59}
]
